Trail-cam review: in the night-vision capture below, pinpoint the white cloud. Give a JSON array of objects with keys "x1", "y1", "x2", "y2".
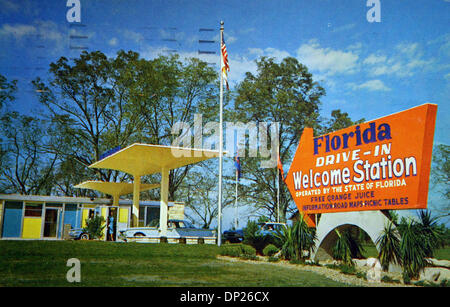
[
  {"x1": 296, "y1": 40, "x2": 360, "y2": 76},
  {"x1": 349, "y1": 79, "x2": 391, "y2": 92},
  {"x1": 331, "y1": 23, "x2": 356, "y2": 33},
  {"x1": 248, "y1": 48, "x2": 264, "y2": 57},
  {"x1": 0, "y1": 23, "x2": 37, "y2": 38},
  {"x1": 121, "y1": 30, "x2": 144, "y2": 44},
  {"x1": 0, "y1": 21, "x2": 66, "y2": 53},
  {"x1": 37, "y1": 20, "x2": 64, "y2": 43},
  {"x1": 228, "y1": 55, "x2": 257, "y2": 84},
  {"x1": 245, "y1": 47, "x2": 291, "y2": 62},
  {"x1": 108, "y1": 37, "x2": 118, "y2": 46},
  {"x1": 263, "y1": 47, "x2": 291, "y2": 61},
  {"x1": 363, "y1": 42, "x2": 434, "y2": 78},
  {"x1": 363, "y1": 54, "x2": 387, "y2": 65}
]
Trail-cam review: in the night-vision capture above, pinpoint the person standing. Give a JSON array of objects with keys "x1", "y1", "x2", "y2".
[{"x1": 107, "y1": 213, "x2": 115, "y2": 241}]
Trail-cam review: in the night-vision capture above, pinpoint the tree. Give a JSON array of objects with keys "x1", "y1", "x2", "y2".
[
  {"x1": 0, "y1": 74, "x2": 18, "y2": 168},
  {"x1": 128, "y1": 55, "x2": 219, "y2": 201},
  {"x1": 32, "y1": 50, "x2": 120, "y2": 183},
  {"x1": 232, "y1": 56, "x2": 325, "y2": 222},
  {"x1": 33, "y1": 51, "x2": 219, "y2": 201},
  {"x1": 177, "y1": 161, "x2": 235, "y2": 229},
  {"x1": 0, "y1": 74, "x2": 17, "y2": 110},
  {"x1": 430, "y1": 144, "x2": 450, "y2": 219},
  {"x1": 321, "y1": 109, "x2": 365, "y2": 135},
  {"x1": 0, "y1": 112, "x2": 57, "y2": 194}
]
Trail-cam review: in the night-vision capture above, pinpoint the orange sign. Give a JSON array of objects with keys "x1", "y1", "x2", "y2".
[{"x1": 285, "y1": 104, "x2": 437, "y2": 218}]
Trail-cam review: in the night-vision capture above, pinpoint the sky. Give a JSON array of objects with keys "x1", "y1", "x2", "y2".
[{"x1": 0, "y1": 0, "x2": 449, "y2": 228}]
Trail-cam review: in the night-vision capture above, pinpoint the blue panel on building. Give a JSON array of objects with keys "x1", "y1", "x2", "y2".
[
  {"x1": 2, "y1": 201, "x2": 23, "y2": 238},
  {"x1": 63, "y1": 204, "x2": 78, "y2": 229}
]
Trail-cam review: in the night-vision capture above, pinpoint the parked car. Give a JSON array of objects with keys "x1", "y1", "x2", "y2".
[
  {"x1": 223, "y1": 228, "x2": 244, "y2": 243},
  {"x1": 120, "y1": 219, "x2": 216, "y2": 243},
  {"x1": 258, "y1": 222, "x2": 286, "y2": 236},
  {"x1": 68, "y1": 228, "x2": 90, "y2": 240}
]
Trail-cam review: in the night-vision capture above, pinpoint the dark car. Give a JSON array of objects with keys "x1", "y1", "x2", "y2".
[
  {"x1": 223, "y1": 228, "x2": 244, "y2": 243},
  {"x1": 68, "y1": 228, "x2": 90, "y2": 240},
  {"x1": 258, "y1": 222, "x2": 286, "y2": 236}
]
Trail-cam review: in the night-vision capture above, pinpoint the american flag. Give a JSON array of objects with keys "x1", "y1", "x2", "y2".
[
  {"x1": 221, "y1": 35, "x2": 230, "y2": 90},
  {"x1": 234, "y1": 154, "x2": 241, "y2": 181},
  {"x1": 277, "y1": 148, "x2": 285, "y2": 181}
]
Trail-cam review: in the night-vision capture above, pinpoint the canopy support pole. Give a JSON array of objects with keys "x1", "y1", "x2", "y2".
[
  {"x1": 132, "y1": 175, "x2": 141, "y2": 227},
  {"x1": 159, "y1": 167, "x2": 169, "y2": 237},
  {"x1": 112, "y1": 195, "x2": 119, "y2": 207}
]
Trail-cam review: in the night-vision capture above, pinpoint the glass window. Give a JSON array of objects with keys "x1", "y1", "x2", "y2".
[
  {"x1": 24, "y1": 204, "x2": 43, "y2": 217},
  {"x1": 138, "y1": 206, "x2": 145, "y2": 227},
  {"x1": 145, "y1": 207, "x2": 159, "y2": 226}
]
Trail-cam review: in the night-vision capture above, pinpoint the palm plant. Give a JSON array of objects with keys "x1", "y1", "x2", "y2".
[
  {"x1": 332, "y1": 229, "x2": 353, "y2": 265},
  {"x1": 376, "y1": 221, "x2": 402, "y2": 271},
  {"x1": 276, "y1": 217, "x2": 316, "y2": 261},
  {"x1": 277, "y1": 224, "x2": 296, "y2": 260},
  {"x1": 416, "y1": 210, "x2": 445, "y2": 258},
  {"x1": 332, "y1": 228, "x2": 365, "y2": 265},
  {"x1": 400, "y1": 219, "x2": 429, "y2": 279}
]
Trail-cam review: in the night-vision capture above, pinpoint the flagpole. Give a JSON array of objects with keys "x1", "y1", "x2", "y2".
[
  {"x1": 276, "y1": 123, "x2": 281, "y2": 224},
  {"x1": 235, "y1": 167, "x2": 239, "y2": 229},
  {"x1": 277, "y1": 145, "x2": 280, "y2": 223},
  {"x1": 217, "y1": 21, "x2": 224, "y2": 246}
]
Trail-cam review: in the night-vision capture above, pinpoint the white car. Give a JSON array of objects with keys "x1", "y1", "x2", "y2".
[{"x1": 120, "y1": 219, "x2": 216, "y2": 244}]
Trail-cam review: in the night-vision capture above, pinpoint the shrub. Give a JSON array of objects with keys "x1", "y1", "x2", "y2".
[
  {"x1": 263, "y1": 244, "x2": 279, "y2": 257},
  {"x1": 240, "y1": 244, "x2": 257, "y2": 256},
  {"x1": 356, "y1": 271, "x2": 367, "y2": 280},
  {"x1": 332, "y1": 228, "x2": 365, "y2": 265},
  {"x1": 376, "y1": 221, "x2": 402, "y2": 271},
  {"x1": 381, "y1": 275, "x2": 400, "y2": 284},
  {"x1": 399, "y1": 220, "x2": 429, "y2": 280},
  {"x1": 219, "y1": 245, "x2": 241, "y2": 257},
  {"x1": 83, "y1": 215, "x2": 105, "y2": 240},
  {"x1": 275, "y1": 218, "x2": 316, "y2": 261},
  {"x1": 240, "y1": 254, "x2": 258, "y2": 261},
  {"x1": 439, "y1": 279, "x2": 449, "y2": 287},
  {"x1": 268, "y1": 256, "x2": 280, "y2": 262},
  {"x1": 219, "y1": 244, "x2": 256, "y2": 258},
  {"x1": 377, "y1": 210, "x2": 444, "y2": 281},
  {"x1": 332, "y1": 229, "x2": 353, "y2": 265},
  {"x1": 243, "y1": 220, "x2": 274, "y2": 254},
  {"x1": 339, "y1": 263, "x2": 357, "y2": 275},
  {"x1": 402, "y1": 271, "x2": 411, "y2": 285},
  {"x1": 416, "y1": 210, "x2": 445, "y2": 258}
]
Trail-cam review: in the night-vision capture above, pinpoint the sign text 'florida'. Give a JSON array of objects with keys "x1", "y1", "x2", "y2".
[{"x1": 285, "y1": 103, "x2": 437, "y2": 214}]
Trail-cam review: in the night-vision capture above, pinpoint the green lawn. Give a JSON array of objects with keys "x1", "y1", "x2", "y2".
[{"x1": 0, "y1": 240, "x2": 346, "y2": 287}]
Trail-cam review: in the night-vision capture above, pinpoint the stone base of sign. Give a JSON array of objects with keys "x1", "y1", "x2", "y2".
[{"x1": 311, "y1": 210, "x2": 393, "y2": 269}]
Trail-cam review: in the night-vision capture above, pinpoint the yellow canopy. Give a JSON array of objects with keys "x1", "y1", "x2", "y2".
[
  {"x1": 74, "y1": 181, "x2": 160, "y2": 197},
  {"x1": 88, "y1": 143, "x2": 223, "y2": 232},
  {"x1": 89, "y1": 143, "x2": 222, "y2": 176}
]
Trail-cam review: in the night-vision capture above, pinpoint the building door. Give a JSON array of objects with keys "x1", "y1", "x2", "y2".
[
  {"x1": 107, "y1": 207, "x2": 118, "y2": 241},
  {"x1": 43, "y1": 208, "x2": 60, "y2": 238}
]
